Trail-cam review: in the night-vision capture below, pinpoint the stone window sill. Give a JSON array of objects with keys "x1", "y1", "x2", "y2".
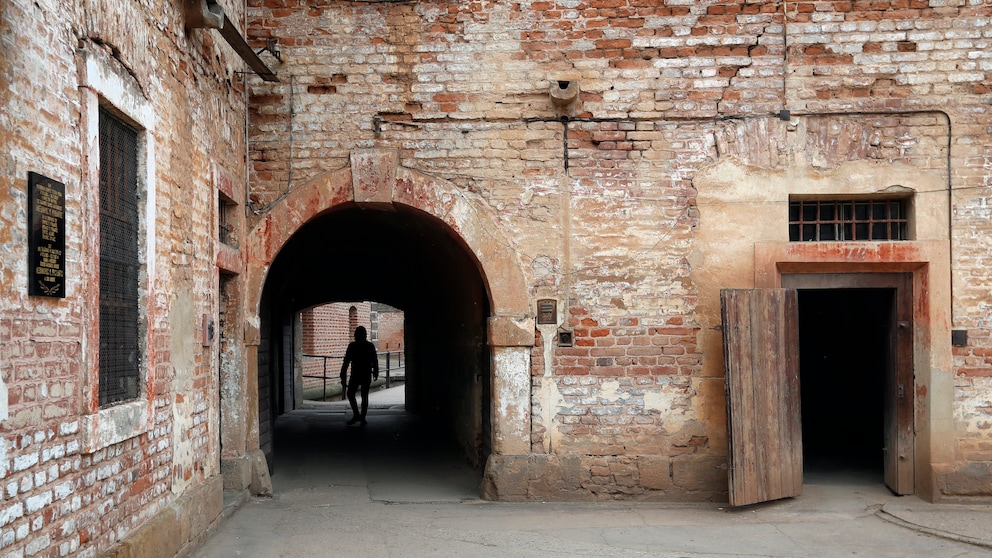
[{"x1": 81, "y1": 400, "x2": 150, "y2": 454}]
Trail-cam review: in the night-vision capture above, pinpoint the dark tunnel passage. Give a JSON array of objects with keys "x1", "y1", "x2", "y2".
[
  {"x1": 798, "y1": 288, "x2": 891, "y2": 480},
  {"x1": 256, "y1": 204, "x2": 492, "y2": 477}
]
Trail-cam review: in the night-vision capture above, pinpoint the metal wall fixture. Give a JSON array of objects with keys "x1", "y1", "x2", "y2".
[{"x1": 184, "y1": 0, "x2": 279, "y2": 82}]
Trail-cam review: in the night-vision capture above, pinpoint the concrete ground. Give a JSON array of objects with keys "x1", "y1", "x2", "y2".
[{"x1": 194, "y1": 386, "x2": 992, "y2": 558}]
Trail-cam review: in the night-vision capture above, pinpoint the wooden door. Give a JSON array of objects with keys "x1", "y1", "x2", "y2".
[{"x1": 722, "y1": 289, "x2": 803, "y2": 507}]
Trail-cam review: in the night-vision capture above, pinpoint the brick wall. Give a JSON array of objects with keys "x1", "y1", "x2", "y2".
[
  {"x1": 3, "y1": 2, "x2": 991, "y2": 552},
  {"x1": 244, "y1": 0, "x2": 992, "y2": 500},
  {"x1": 376, "y1": 310, "x2": 405, "y2": 352},
  {"x1": 0, "y1": 0, "x2": 248, "y2": 552},
  {"x1": 298, "y1": 304, "x2": 404, "y2": 395}
]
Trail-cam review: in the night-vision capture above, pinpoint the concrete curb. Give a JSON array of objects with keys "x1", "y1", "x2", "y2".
[{"x1": 874, "y1": 508, "x2": 992, "y2": 550}]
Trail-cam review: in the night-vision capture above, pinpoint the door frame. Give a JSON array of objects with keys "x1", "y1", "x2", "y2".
[
  {"x1": 752, "y1": 240, "x2": 951, "y2": 502},
  {"x1": 782, "y1": 272, "x2": 915, "y2": 494}
]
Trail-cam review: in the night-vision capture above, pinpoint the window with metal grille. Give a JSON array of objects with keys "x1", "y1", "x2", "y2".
[
  {"x1": 789, "y1": 199, "x2": 909, "y2": 242},
  {"x1": 218, "y1": 191, "x2": 238, "y2": 247},
  {"x1": 99, "y1": 108, "x2": 142, "y2": 406}
]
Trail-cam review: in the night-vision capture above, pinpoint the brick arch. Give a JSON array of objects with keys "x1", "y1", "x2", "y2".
[
  {"x1": 245, "y1": 148, "x2": 532, "y2": 335},
  {"x1": 242, "y1": 148, "x2": 536, "y2": 481}
]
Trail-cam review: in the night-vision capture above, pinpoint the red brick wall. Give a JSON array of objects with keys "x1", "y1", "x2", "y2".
[
  {"x1": 244, "y1": 0, "x2": 992, "y2": 499},
  {"x1": 0, "y1": 0, "x2": 248, "y2": 551},
  {"x1": 376, "y1": 310, "x2": 405, "y2": 352},
  {"x1": 301, "y1": 303, "x2": 371, "y2": 391},
  {"x1": 2, "y1": 2, "x2": 981, "y2": 541}
]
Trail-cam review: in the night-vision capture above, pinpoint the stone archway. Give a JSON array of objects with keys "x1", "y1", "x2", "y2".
[{"x1": 231, "y1": 148, "x2": 535, "y2": 494}]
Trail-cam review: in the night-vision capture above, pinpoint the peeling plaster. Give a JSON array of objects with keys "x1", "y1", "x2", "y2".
[
  {"x1": 492, "y1": 347, "x2": 530, "y2": 455},
  {"x1": 955, "y1": 376, "x2": 992, "y2": 434},
  {"x1": 0, "y1": 326, "x2": 7, "y2": 422},
  {"x1": 537, "y1": 324, "x2": 563, "y2": 454},
  {"x1": 170, "y1": 291, "x2": 197, "y2": 495},
  {"x1": 643, "y1": 379, "x2": 695, "y2": 430},
  {"x1": 0, "y1": 380, "x2": 9, "y2": 423},
  {"x1": 0, "y1": 438, "x2": 8, "y2": 479}
]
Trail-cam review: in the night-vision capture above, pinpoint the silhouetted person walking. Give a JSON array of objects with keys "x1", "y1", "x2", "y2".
[{"x1": 340, "y1": 326, "x2": 379, "y2": 426}]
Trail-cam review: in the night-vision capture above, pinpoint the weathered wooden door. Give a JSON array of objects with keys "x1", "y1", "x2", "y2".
[{"x1": 722, "y1": 288, "x2": 803, "y2": 507}]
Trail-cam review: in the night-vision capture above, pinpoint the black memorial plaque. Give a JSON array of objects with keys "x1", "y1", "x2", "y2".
[{"x1": 28, "y1": 172, "x2": 66, "y2": 298}]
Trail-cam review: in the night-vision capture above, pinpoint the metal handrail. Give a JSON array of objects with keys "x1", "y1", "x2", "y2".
[{"x1": 301, "y1": 350, "x2": 404, "y2": 401}]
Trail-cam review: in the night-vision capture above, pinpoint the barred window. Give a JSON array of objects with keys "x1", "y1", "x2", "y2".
[
  {"x1": 789, "y1": 199, "x2": 908, "y2": 242},
  {"x1": 219, "y1": 191, "x2": 238, "y2": 247},
  {"x1": 99, "y1": 108, "x2": 142, "y2": 406}
]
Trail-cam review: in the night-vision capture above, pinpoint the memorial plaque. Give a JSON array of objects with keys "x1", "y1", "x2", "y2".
[
  {"x1": 28, "y1": 172, "x2": 66, "y2": 298},
  {"x1": 537, "y1": 299, "x2": 557, "y2": 324}
]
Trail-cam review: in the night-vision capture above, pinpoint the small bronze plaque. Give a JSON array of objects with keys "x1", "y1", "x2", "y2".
[
  {"x1": 537, "y1": 299, "x2": 557, "y2": 324},
  {"x1": 28, "y1": 172, "x2": 66, "y2": 298}
]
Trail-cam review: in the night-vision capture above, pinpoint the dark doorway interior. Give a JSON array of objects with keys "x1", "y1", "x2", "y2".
[{"x1": 797, "y1": 288, "x2": 891, "y2": 480}]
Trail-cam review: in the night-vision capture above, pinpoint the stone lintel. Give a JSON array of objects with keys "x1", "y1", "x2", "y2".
[
  {"x1": 217, "y1": 243, "x2": 242, "y2": 274},
  {"x1": 213, "y1": 162, "x2": 243, "y2": 204}
]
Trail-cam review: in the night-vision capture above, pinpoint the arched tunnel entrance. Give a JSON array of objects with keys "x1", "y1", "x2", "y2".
[{"x1": 257, "y1": 204, "x2": 492, "y2": 480}]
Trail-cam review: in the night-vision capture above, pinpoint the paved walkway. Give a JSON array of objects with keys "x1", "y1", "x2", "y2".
[{"x1": 194, "y1": 386, "x2": 992, "y2": 557}]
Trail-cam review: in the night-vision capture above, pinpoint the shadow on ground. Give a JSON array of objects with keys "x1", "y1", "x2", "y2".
[{"x1": 269, "y1": 405, "x2": 483, "y2": 503}]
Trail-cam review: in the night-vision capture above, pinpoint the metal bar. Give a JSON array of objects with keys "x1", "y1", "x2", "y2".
[
  {"x1": 386, "y1": 352, "x2": 391, "y2": 389},
  {"x1": 219, "y1": 15, "x2": 279, "y2": 82},
  {"x1": 788, "y1": 199, "x2": 907, "y2": 242}
]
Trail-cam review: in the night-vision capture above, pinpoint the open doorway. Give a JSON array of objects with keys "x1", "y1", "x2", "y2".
[
  {"x1": 784, "y1": 273, "x2": 915, "y2": 495},
  {"x1": 797, "y1": 288, "x2": 889, "y2": 482},
  {"x1": 721, "y1": 275, "x2": 915, "y2": 507}
]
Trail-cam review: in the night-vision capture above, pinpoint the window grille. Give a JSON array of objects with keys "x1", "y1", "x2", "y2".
[
  {"x1": 99, "y1": 108, "x2": 141, "y2": 406},
  {"x1": 218, "y1": 193, "x2": 237, "y2": 247},
  {"x1": 789, "y1": 199, "x2": 908, "y2": 242}
]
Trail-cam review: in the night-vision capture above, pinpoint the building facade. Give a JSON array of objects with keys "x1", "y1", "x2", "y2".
[{"x1": 1, "y1": 0, "x2": 991, "y2": 556}]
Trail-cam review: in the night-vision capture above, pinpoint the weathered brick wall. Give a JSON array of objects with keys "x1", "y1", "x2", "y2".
[
  {"x1": 298, "y1": 304, "x2": 406, "y2": 396},
  {"x1": 1, "y1": 0, "x2": 248, "y2": 554},
  {"x1": 779, "y1": 1, "x2": 992, "y2": 496},
  {"x1": 244, "y1": 1, "x2": 992, "y2": 500}
]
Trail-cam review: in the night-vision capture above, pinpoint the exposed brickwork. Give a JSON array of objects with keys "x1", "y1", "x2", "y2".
[
  {"x1": 953, "y1": 331, "x2": 992, "y2": 465},
  {"x1": 3, "y1": 1, "x2": 992, "y2": 555},
  {"x1": 243, "y1": 0, "x2": 992, "y2": 502},
  {"x1": 1, "y1": 0, "x2": 247, "y2": 552},
  {"x1": 375, "y1": 309, "x2": 405, "y2": 352},
  {"x1": 299, "y1": 303, "x2": 405, "y2": 393}
]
